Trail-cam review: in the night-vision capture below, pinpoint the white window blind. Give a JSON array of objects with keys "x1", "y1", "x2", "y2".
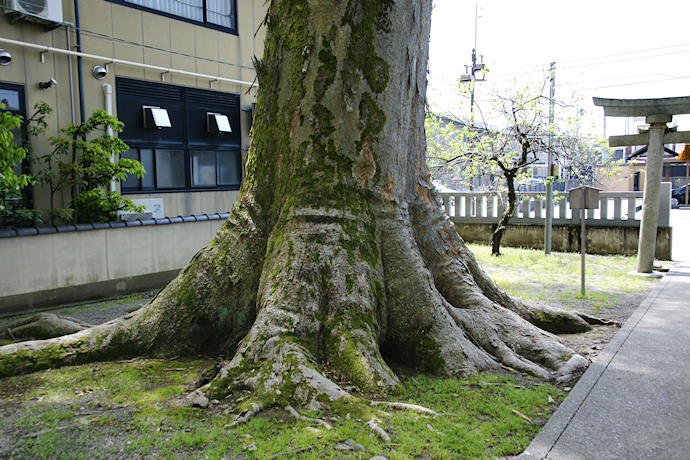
[{"x1": 123, "y1": 0, "x2": 234, "y2": 29}]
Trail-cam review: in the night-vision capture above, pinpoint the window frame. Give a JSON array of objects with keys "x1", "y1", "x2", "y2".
[
  {"x1": 106, "y1": 0, "x2": 238, "y2": 35},
  {"x1": 117, "y1": 78, "x2": 243, "y2": 194},
  {"x1": 0, "y1": 82, "x2": 31, "y2": 201}
]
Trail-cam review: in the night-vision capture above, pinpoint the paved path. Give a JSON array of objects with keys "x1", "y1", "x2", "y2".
[{"x1": 519, "y1": 261, "x2": 690, "y2": 459}]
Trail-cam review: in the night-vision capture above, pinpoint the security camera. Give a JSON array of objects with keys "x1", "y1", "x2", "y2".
[
  {"x1": 38, "y1": 78, "x2": 58, "y2": 89},
  {"x1": 0, "y1": 49, "x2": 11, "y2": 66},
  {"x1": 92, "y1": 65, "x2": 108, "y2": 80}
]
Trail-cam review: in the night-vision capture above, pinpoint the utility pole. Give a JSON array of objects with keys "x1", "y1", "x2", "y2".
[
  {"x1": 460, "y1": 4, "x2": 486, "y2": 125},
  {"x1": 544, "y1": 62, "x2": 556, "y2": 255}
]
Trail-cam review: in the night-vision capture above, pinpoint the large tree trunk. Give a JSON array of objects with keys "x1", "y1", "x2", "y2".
[{"x1": 0, "y1": 0, "x2": 592, "y2": 412}]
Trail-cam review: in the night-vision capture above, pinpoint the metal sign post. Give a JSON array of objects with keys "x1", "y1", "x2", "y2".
[{"x1": 570, "y1": 186, "x2": 600, "y2": 296}]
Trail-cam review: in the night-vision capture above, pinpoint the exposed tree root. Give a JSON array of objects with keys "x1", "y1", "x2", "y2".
[
  {"x1": 286, "y1": 405, "x2": 333, "y2": 430},
  {"x1": 225, "y1": 401, "x2": 264, "y2": 428},
  {"x1": 0, "y1": 202, "x2": 591, "y2": 403},
  {"x1": 411, "y1": 193, "x2": 592, "y2": 335},
  {"x1": 370, "y1": 401, "x2": 438, "y2": 416},
  {"x1": 367, "y1": 418, "x2": 392, "y2": 443},
  {"x1": 0, "y1": 313, "x2": 93, "y2": 342},
  {"x1": 576, "y1": 312, "x2": 622, "y2": 327}
]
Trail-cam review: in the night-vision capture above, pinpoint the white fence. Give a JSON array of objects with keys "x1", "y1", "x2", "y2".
[{"x1": 439, "y1": 183, "x2": 671, "y2": 228}]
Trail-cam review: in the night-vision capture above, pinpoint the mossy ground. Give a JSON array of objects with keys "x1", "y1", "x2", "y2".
[
  {"x1": 0, "y1": 246, "x2": 660, "y2": 458},
  {"x1": 0, "y1": 358, "x2": 563, "y2": 459}
]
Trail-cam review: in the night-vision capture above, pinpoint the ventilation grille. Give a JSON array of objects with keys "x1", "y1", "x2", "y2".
[
  {"x1": 18, "y1": 0, "x2": 45, "y2": 14},
  {"x1": 117, "y1": 78, "x2": 184, "y2": 102},
  {"x1": 187, "y1": 89, "x2": 239, "y2": 109}
]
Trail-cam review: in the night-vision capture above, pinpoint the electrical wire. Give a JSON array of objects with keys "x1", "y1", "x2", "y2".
[{"x1": 491, "y1": 42, "x2": 690, "y2": 78}]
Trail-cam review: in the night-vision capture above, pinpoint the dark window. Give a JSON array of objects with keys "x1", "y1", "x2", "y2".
[
  {"x1": 155, "y1": 149, "x2": 186, "y2": 188},
  {"x1": 122, "y1": 149, "x2": 157, "y2": 190},
  {"x1": 0, "y1": 83, "x2": 27, "y2": 184},
  {"x1": 117, "y1": 78, "x2": 242, "y2": 193},
  {"x1": 108, "y1": 0, "x2": 237, "y2": 33},
  {"x1": 217, "y1": 150, "x2": 242, "y2": 186},
  {"x1": 0, "y1": 87, "x2": 22, "y2": 113},
  {"x1": 191, "y1": 150, "x2": 217, "y2": 187}
]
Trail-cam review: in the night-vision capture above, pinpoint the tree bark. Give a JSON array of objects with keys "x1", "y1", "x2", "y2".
[
  {"x1": 492, "y1": 171, "x2": 518, "y2": 256},
  {"x1": 0, "y1": 0, "x2": 592, "y2": 411}
]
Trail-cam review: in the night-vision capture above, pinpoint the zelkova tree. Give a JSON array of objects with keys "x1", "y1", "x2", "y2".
[{"x1": 0, "y1": 0, "x2": 597, "y2": 416}]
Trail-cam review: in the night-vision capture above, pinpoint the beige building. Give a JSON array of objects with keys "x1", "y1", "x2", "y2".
[
  {"x1": 1, "y1": 0, "x2": 267, "y2": 220},
  {"x1": 597, "y1": 147, "x2": 690, "y2": 194}
]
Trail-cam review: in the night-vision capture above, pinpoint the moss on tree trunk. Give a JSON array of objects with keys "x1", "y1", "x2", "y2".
[{"x1": 0, "y1": 0, "x2": 594, "y2": 414}]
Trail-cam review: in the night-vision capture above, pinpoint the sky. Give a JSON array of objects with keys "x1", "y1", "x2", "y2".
[{"x1": 427, "y1": 0, "x2": 690, "y2": 137}]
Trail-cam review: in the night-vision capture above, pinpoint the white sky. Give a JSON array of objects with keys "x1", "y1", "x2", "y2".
[{"x1": 427, "y1": 0, "x2": 690, "y2": 137}]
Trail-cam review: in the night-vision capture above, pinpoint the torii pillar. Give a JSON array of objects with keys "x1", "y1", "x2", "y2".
[{"x1": 593, "y1": 96, "x2": 690, "y2": 274}]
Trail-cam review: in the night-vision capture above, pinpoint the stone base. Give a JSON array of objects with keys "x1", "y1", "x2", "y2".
[{"x1": 627, "y1": 270, "x2": 664, "y2": 279}]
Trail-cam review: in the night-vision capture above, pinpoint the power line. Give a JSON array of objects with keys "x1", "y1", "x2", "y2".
[
  {"x1": 431, "y1": 71, "x2": 690, "y2": 93},
  {"x1": 558, "y1": 42, "x2": 690, "y2": 65},
  {"x1": 491, "y1": 42, "x2": 690, "y2": 77},
  {"x1": 580, "y1": 74, "x2": 690, "y2": 91},
  {"x1": 560, "y1": 49, "x2": 690, "y2": 71},
  {"x1": 490, "y1": 45, "x2": 690, "y2": 80}
]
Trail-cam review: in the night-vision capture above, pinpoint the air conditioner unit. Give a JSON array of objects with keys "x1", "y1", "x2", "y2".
[
  {"x1": 3, "y1": 0, "x2": 63, "y2": 26},
  {"x1": 118, "y1": 199, "x2": 165, "y2": 221}
]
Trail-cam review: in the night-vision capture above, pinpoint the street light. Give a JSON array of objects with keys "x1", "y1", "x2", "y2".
[{"x1": 459, "y1": 5, "x2": 487, "y2": 123}]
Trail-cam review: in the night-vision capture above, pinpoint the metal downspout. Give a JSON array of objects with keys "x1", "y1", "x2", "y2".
[
  {"x1": 70, "y1": 0, "x2": 86, "y2": 208},
  {"x1": 65, "y1": 24, "x2": 76, "y2": 124},
  {"x1": 103, "y1": 83, "x2": 116, "y2": 192},
  {"x1": 73, "y1": 0, "x2": 85, "y2": 125}
]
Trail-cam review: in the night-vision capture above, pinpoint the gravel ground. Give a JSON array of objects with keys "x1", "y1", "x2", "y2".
[
  {"x1": 57, "y1": 291, "x2": 158, "y2": 325},
  {"x1": 1, "y1": 290, "x2": 159, "y2": 327}
]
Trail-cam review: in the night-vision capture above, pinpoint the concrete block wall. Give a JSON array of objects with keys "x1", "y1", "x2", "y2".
[{"x1": 452, "y1": 222, "x2": 672, "y2": 260}]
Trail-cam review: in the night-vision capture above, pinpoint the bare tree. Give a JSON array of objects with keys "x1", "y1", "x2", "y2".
[{"x1": 427, "y1": 79, "x2": 611, "y2": 255}]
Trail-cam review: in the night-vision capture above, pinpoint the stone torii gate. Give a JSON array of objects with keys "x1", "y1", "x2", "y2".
[{"x1": 593, "y1": 96, "x2": 690, "y2": 274}]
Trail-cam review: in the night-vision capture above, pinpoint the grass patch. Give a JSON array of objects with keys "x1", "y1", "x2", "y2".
[
  {"x1": 59, "y1": 294, "x2": 150, "y2": 315},
  {"x1": 0, "y1": 359, "x2": 563, "y2": 459},
  {"x1": 468, "y1": 244, "x2": 659, "y2": 314}
]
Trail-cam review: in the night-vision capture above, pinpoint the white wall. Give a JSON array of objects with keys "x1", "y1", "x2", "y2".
[{"x1": 0, "y1": 218, "x2": 226, "y2": 313}]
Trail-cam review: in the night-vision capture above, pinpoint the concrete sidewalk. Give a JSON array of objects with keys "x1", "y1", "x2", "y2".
[{"x1": 520, "y1": 262, "x2": 690, "y2": 459}]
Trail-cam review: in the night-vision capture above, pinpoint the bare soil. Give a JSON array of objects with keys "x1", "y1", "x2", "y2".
[{"x1": 557, "y1": 290, "x2": 647, "y2": 362}]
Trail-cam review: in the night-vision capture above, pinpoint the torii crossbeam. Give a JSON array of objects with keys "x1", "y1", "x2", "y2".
[{"x1": 593, "y1": 96, "x2": 690, "y2": 274}]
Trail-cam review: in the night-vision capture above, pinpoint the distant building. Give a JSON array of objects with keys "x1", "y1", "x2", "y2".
[{"x1": 596, "y1": 138, "x2": 689, "y2": 194}]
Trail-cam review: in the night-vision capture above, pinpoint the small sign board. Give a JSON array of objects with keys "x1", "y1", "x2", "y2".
[
  {"x1": 569, "y1": 186, "x2": 600, "y2": 296},
  {"x1": 570, "y1": 186, "x2": 600, "y2": 210}
]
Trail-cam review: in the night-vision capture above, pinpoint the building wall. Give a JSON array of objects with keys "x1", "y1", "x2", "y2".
[
  {"x1": 0, "y1": 217, "x2": 227, "y2": 313},
  {"x1": 596, "y1": 165, "x2": 634, "y2": 192},
  {"x1": 1, "y1": 0, "x2": 266, "y2": 217}
]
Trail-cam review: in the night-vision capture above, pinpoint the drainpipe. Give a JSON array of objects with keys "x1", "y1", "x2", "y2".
[
  {"x1": 103, "y1": 83, "x2": 116, "y2": 192},
  {"x1": 0, "y1": 38, "x2": 259, "y2": 89},
  {"x1": 72, "y1": 0, "x2": 85, "y2": 206},
  {"x1": 73, "y1": 0, "x2": 85, "y2": 125},
  {"x1": 65, "y1": 24, "x2": 76, "y2": 124}
]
